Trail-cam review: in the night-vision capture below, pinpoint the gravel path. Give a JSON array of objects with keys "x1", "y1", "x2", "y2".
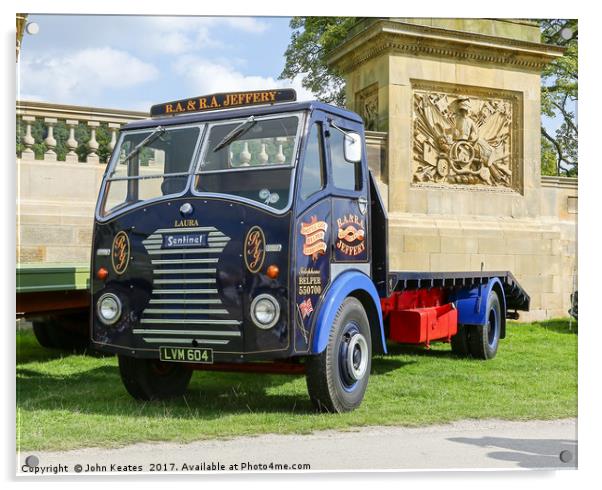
[{"x1": 18, "y1": 418, "x2": 577, "y2": 474}]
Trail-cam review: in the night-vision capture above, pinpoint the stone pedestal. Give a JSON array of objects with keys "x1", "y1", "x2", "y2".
[{"x1": 329, "y1": 19, "x2": 574, "y2": 320}]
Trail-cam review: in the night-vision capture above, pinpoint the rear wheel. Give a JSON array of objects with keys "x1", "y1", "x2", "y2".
[
  {"x1": 118, "y1": 355, "x2": 193, "y2": 400},
  {"x1": 32, "y1": 320, "x2": 56, "y2": 349},
  {"x1": 468, "y1": 290, "x2": 502, "y2": 360},
  {"x1": 450, "y1": 324, "x2": 471, "y2": 357},
  {"x1": 32, "y1": 312, "x2": 89, "y2": 351},
  {"x1": 306, "y1": 297, "x2": 372, "y2": 413}
]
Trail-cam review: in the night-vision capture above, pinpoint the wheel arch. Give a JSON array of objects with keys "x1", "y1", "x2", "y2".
[
  {"x1": 348, "y1": 288, "x2": 387, "y2": 355},
  {"x1": 310, "y1": 270, "x2": 387, "y2": 355},
  {"x1": 450, "y1": 276, "x2": 507, "y2": 337}
]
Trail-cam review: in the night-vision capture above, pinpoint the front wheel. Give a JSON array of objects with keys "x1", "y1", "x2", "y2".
[
  {"x1": 305, "y1": 297, "x2": 372, "y2": 413},
  {"x1": 468, "y1": 290, "x2": 502, "y2": 360},
  {"x1": 118, "y1": 355, "x2": 192, "y2": 400}
]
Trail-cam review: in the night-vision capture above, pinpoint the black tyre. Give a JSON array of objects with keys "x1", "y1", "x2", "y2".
[
  {"x1": 47, "y1": 321, "x2": 89, "y2": 351},
  {"x1": 32, "y1": 313, "x2": 89, "y2": 351},
  {"x1": 306, "y1": 297, "x2": 372, "y2": 413},
  {"x1": 118, "y1": 355, "x2": 193, "y2": 401},
  {"x1": 450, "y1": 324, "x2": 471, "y2": 357},
  {"x1": 468, "y1": 290, "x2": 502, "y2": 360},
  {"x1": 32, "y1": 320, "x2": 57, "y2": 349}
]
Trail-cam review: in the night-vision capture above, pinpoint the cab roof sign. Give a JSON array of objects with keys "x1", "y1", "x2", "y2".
[{"x1": 150, "y1": 89, "x2": 297, "y2": 117}]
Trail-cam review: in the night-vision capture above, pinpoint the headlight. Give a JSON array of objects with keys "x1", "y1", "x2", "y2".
[
  {"x1": 97, "y1": 293, "x2": 122, "y2": 325},
  {"x1": 250, "y1": 294, "x2": 280, "y2": 329}
]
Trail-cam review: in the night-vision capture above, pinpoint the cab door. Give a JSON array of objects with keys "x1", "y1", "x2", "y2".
[
  {"x1": 325, "y1": 117, "x2": 370, "y2": 276},
  {"x1": 292, "y1": 112, "x2": 331, "y2": 354}
]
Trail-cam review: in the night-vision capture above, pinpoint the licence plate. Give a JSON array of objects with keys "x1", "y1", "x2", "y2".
[{"x1": 159, "y1": 346, "x2": 213, "y2": 364}]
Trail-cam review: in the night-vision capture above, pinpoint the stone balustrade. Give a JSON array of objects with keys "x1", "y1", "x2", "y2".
[{"x1": 16, "y1": 100, "x2": 147, "y2": 164}]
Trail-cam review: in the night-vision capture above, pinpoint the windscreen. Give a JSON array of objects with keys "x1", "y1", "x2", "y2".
[
  {"x1": 101, "y1": 126, "x2": 201, "y2": 216},
  {"x1": 195, "y1": 115, "x2": 300, "y2": 210}
]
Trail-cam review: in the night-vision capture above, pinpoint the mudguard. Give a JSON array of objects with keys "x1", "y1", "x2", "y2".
[
  {"x1": 449, "y1": 277, "x2": 507, "y2": 327},
  {"x1": 310, "y1": 270, "x2": 387, "y2": 355}
]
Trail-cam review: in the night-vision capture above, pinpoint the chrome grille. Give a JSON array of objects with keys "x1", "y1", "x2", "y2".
[{"x1": 138, "y1": 226, "x2": 241, "y2": 348}]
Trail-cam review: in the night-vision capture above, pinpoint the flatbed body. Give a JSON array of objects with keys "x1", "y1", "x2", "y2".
[{"x1": 387, "y1": 270, "x2": 530, "y2": 311}]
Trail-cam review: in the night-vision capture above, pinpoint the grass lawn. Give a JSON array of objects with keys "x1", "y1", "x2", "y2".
[{"x1": 17, "y1": 319, "x2": 577, "y2": 452}]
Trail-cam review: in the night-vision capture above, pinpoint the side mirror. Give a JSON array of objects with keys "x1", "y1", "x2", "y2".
[{"x1": 344, "y1": 132, "x2": 362, "y2": 163}]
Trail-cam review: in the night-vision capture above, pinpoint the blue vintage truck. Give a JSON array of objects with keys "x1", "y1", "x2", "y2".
[{"x1": 90, "y1": 89, "x2": 529, "y2": 412}]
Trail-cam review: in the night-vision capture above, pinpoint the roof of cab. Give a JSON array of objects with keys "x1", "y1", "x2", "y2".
[{"x1": 122, "y1": 100, "x2": 363, "y2": 130}]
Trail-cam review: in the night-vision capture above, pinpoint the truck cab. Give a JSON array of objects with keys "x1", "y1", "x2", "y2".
[{"x1": 91, "y1": 89, "x2": 529, "y2": 412}]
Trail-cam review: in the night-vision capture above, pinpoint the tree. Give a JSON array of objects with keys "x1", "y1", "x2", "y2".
[
  {"x1": 540, "y1": 19, "x2": 578, "y2": 176},
  {"x1": 279, "y1": 17, "x2": 357, "y2": 106},
  {"x1": 280, "y1": 18, "x2": 578, "y2": 177}
]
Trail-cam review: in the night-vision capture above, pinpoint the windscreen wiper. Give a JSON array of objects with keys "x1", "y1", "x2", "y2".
[
  {"x1": 112, "y1": 125, "x2": 166, "y2": 176},
  {"x1": 212, "y1": 116, "x2": 256, "y2": 153}
]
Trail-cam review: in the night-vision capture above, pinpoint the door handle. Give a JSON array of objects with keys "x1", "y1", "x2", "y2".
[{"x1": 358, "y1": 196, "x2": 368, "y2": 215}]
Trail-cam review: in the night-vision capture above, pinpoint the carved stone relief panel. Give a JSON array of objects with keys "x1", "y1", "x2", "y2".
[
  {"x1": 355, "y1": 84, "x2": 379, "y2": 131},
  {"x1": 411, "y1": 81, "x2": 522, "y2": 191}
]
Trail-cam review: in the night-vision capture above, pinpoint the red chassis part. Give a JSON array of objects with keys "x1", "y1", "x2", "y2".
[{"x1": 380, "y1": 288, "x2": 458, "y2": 347}]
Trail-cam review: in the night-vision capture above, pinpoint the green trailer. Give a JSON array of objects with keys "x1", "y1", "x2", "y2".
[{"x1": 16, "y1": 264, "x2": 91, "y2": 349}]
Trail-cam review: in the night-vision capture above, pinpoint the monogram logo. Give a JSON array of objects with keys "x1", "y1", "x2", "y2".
[
  {"x1": 244, "y1": 226, "x2": 265, "y2": 273},
  {"x1": 336, "y1": 214, "x2": 366, "y2": 257},
  {"x1": 111, "y1": 231, "x2": 130, "y2": 275},
  {"x1": 337, "y1": 225, "x2": 365, "y2": 243}
]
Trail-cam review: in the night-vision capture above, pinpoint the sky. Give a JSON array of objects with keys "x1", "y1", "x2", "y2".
[
  {"x1": 17, "y1": 14, "x2": 313, "y2": 111},
  {"x1": 15, "y1": 14, "x2": 570, "y2": 136}
]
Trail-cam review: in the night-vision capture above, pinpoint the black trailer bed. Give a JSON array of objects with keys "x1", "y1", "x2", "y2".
[{"x1": 387, "y1": 270, "x2": 530, "y2": 311}]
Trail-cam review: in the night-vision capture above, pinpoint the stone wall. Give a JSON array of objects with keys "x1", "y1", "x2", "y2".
[
  {"x1": 17, "y1": 160, "x2": 103, "y2": 264},
  {"x1": 16, "y1": 100, "x2": 146, "y2": 265}
]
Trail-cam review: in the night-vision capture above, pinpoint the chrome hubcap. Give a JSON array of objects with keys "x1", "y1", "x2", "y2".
[{"x1": 346, "y1": 333, "x2": 368, "y2": 381}]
